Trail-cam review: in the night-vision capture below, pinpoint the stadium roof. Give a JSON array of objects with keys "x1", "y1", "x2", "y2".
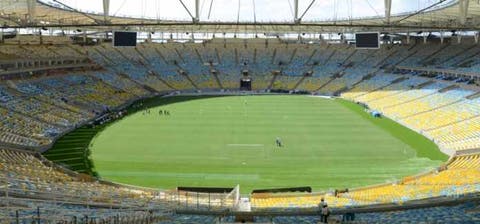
[{"x1": 0, "y1": 0, "x2": 479, "y2": 33}]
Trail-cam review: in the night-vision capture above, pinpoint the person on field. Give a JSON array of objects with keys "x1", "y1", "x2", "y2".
[{"x1": 275, "y1": 137, "x2": 282, "y2": 147}]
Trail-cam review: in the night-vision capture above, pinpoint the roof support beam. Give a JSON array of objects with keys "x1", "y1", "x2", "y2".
[
  {"x1": 299, "y1": 0, "x2": 316, "y2": 23},
  {"x1": 384, "y1": 0, "x2": 392, "y2": 24},
  {"x1": 195, "y1": 0, "x2": 200, "y2": 23},
  {"x1": 103, "y1": 0, "x2": 110, "y2": 24},
  {"x1": 26, "y1": 0, "x2": 36, "y2": 24},
  {"x1": 396, "y1": 0, "x2": 447, "y2": 23},
  {"x1": 294, "y1": 0, "x2": 300, "y2": 24},
  {"x1": 459, "y1": 0, "x2": 469, "y2": 25},
  {"x1": 178, "y1": 0, "x2": 196, "y2": 23}
]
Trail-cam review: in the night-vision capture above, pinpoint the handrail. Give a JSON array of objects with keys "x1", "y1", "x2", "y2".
[
  {"x1": 396, "y1": 65, "x2": 480, "y2": 78},
  {"x1": 0, "y1": 57, "x2": 88, "y2": 64}
]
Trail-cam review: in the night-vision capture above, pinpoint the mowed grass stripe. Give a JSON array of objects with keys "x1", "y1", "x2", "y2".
[{"x1": 86, "y1": 95, "x2": 446, "y2": 193}]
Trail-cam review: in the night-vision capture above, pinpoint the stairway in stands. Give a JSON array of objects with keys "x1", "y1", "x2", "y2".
[
  {"x1": 291, "y1": 75, "x2": 308, "y2": 91},
  {"x1": 117, "y1": 72, "x2": 158, "y2": 94},
  {"x1": 352, "y1": 76, "x2": 408, "y2": 100},
  {"x1": 467, "y1": 91, "x2": 480, "y2": 100}
]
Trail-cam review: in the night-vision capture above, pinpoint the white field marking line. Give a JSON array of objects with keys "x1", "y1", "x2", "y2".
[
  {"x1": 227, "y1": 144, "x2": 264, "y2": 147},
  {"x1": 308, "y1": 95, "x2": 334, "y2": 99}
]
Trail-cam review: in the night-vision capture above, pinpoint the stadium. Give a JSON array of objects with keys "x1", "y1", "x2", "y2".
[{"x1": 0, "y1": 0, "x2": 480, "y2": 223}]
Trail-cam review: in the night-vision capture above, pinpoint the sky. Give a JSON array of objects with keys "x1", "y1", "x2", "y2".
[{"x1": 42, "y1": 0, "x2": 450, "y2": 22}]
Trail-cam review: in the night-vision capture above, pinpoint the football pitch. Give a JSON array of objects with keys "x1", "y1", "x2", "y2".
[{"x1": 89, "y1": 95, "x2": 447, "y2": 193}]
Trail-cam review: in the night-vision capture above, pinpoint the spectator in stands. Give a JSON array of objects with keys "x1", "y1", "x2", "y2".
[
  {"x1": 319, "y1": 198, "x2": 328, "y2": 223},
  {"x1": 343, "y1": 212, "x2": 355, "y2": 222},
  {"x1": 321, "y1": 204, "x2": 330, "y2": 223}
]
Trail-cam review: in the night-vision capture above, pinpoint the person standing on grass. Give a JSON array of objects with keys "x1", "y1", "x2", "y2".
[{"x1": 275, "y1": 137, "x2": 282, "y2": 147}]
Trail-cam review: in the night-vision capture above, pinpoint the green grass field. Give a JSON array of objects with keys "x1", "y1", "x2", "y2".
[{"x1": 85, "y1": 95, "x2": 447, "y2": 193}]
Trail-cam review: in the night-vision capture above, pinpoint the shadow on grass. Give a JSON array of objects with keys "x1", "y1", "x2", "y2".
[
  {"x1": 43, "y1": 95, "x2": 236, "y2": 176},
  {"x1": 337, "y1": 99, "x2": 448, "y2": 161}
]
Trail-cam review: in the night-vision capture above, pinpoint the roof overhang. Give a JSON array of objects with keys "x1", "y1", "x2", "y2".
[{"x1": 1, "y1": 0, "x2": 479, "y2": 33}]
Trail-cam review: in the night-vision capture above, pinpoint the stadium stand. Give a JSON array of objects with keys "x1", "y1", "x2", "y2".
[
  {"x1": 3, "y1": 41, "x2": 478, "y2": 152},
  {"x1": 0, "y1": 147, "x2": 240, "y2": 222},
  {"x1": 3, "y1": 0, "x2": 480, "y2": 221},
  {"x1": 0, "y1": 147, "x2": 171, "y2": 222},
  {"x1": 248, "y1": 202, "x2": 480, "y2": 223},
  {"x1": 0, "y1": 40, "x2": 480, "y2": 222},
  {"x1": 251, "y1": 154, "x2": 480, "y2": 210}
]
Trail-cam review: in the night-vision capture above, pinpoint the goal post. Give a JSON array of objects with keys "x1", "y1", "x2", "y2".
[{"x1": 225, "y1": 184, "x2": 241, "y2": 209}]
